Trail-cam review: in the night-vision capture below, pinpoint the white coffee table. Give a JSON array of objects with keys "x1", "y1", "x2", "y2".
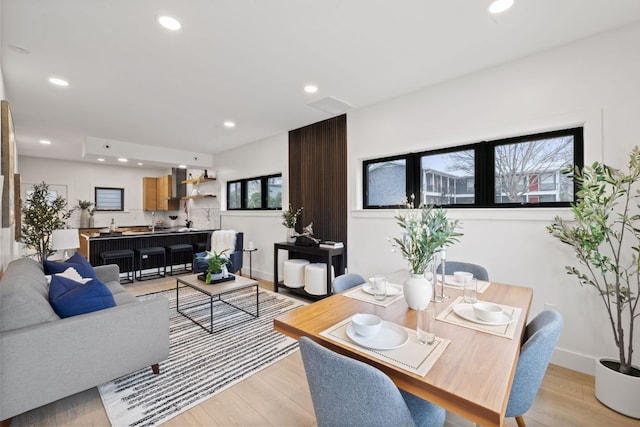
[{"x1": 176, "y1": 273, "x2": 259, "y2": 333}]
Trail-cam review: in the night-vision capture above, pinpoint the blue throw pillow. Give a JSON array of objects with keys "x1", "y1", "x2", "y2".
[
  {"x1": 43, "y1": 252, "x2": 96, "y2": 279},
  {"x1": 48, "y1": 275, "x2": 116, "y2": 318}
]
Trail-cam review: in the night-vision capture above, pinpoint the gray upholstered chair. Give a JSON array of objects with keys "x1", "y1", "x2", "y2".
[
  {"x1": 506, "y1": 310, "x2": 563, "y2": 427},
  {"x1": 299, "y1": 336, "x2": 446, "y2": 427},
  {"x1": 436, "y1": 261, "x2": 489, "y2": 281},
  {"x1": 332, "y1": 273, "x2": 366, "y2": 293}
]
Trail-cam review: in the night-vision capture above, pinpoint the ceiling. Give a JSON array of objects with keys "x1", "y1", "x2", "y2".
[{"x1": 3, "y1": 0, "x2": 640, "y2": 168}]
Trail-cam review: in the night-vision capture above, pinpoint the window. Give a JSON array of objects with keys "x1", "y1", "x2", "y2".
[
  {"x1": 95, "y1": 187, "x2": 124, "y2": 211},
  {"x1": 227, "y1": 174, "x2": 282, "y2": 210},
  {"x1": 363, "y1": 127, "x2": 583, "y2": 208}
]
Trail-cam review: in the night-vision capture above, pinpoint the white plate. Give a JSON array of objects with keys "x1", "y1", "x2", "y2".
[
  {"x1": 452, "y1": 303, "x2": 514, "y2": 326},
  {"x1": 346, "y1": 321, "x2": 409, "y2": 350},
  {"x1": 362, "y1": 283, "x2": 403, "y2": 297},
  {"x1": 440, "y1": 275, "x2": 466, "y2": 287}
]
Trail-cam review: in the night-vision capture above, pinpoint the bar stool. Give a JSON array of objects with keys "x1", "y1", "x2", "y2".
[
  {"x1": 100, "y1": 249, "x2": 135, "y2": 284},
  {"x1": 135, "y1": 247, "x2": 166, "y2": 281},
  {"x1": 165, "y1": 244, "x2": 194, "y2": 275}
]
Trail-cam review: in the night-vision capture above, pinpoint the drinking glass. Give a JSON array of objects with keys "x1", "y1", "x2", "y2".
[
  {"x1": 463, "y1": 278, "x2": 478, "y2": 304},
  {"x1": 417, "y1": 306, "x2": 435, "y2": 345},
  {"x1": 372, "y1": 275, "x2": 387, "y2": 301}
]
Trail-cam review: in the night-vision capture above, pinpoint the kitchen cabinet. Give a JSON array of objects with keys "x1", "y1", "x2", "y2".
[
  {"x1": 143, "y1": 177, "x2": 157, "y2": 211},
  {"x1": 143, "y1": 175, "x2": 179, "y2": 211}
]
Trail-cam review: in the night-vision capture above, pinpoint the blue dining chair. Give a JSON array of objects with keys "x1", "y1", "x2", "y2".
[
  {"x1": 436, "y1": 261, "x2": 489, "y2": 281},
  {"x1": 332, "y1": 273, "x2": 366, "y2": 293},
  {"x1": 506, "y1": 310, "x2": 563, "y2": 427},
  {"x1": 299, "y1": 336, "x2": 446, "y2": 427}
]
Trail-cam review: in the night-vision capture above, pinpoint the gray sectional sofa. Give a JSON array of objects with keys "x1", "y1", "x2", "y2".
[{"x1": 0, "y1": 257, "x2": 170, "y2": 422}]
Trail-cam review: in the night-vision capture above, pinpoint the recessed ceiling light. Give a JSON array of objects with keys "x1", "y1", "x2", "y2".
[
  {"x1": 488, "y1": 0, "x2": 514, "y2": 14},
  {"x1": 157, "y1": 15, "x2": 181, "y2": 31},
  {"x1": 39, "y1": 139, "x2": 52, "y2": 145},
  {"x1": 304, "y1": 85, "x2": 318, "y2": 94},
  {"x1": 48, "y1": 77, "x2": 69, "y2": 87},
  {"x1": 137, "y1": 162, "x2": 143, "y2": 166},
  {"x1": 97, "y1": 158, "x2": 105, "y2": 162},
  {"x1": 178, "y1": 164, "x2": 187, "y2": 169},
  {"x1": 224, "y1": 121, "x2": 236, "y2": 128},
  {"x1": 117, "y1": 158, "x2": 128, "y2": 162}
]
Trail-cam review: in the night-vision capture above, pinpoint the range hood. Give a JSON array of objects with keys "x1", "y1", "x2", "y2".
[{"x1": 171, "y1": 168, "x2": 187, "y2": 199}]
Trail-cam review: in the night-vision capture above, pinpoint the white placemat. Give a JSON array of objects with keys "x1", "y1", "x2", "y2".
[
  {"x1": 343, "y1": 284, "x2": 404, "y2": 307},
  {"x1": 436, "y1": 296, "x2": 521, "y2": 339},
  {"x1": 437, "y1": 275, "x2": 491, "y2": 293},
  {"x1": 320, "y1": 317, "x2": 450, "y2": 376}
]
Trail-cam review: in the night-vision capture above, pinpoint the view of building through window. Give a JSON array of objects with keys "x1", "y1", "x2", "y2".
[
  {"x1": 363, "y1": 127, "x2": 581, "y2": 208},
  {"x1": 493, "y1": 136, "x2": 574, "y2": 203},
  {"x1": 421, "y1": 150, "x2": 475, "y2": 205}
]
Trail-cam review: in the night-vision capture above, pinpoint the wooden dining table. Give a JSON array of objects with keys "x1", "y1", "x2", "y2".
[{"x1": 273, "y1": 272, "x2": 533, "y2": 427}]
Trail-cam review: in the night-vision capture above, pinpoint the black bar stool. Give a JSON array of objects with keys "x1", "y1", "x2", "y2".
[
  {"x1": 135, "y1": 247, "x2": 166, "y2": 281},
  {"x1": 100, "y1": 249, "x2": 135, "y2": 284},
  {"x1": 165, "y1": 244, "x2": 193, "y2": 275}
]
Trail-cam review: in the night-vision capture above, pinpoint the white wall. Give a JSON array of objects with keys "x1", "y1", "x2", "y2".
[
  {"x1": 17, "y1": 156, "x2": 188, "y2": 229},
  {"x1": 213, "y1": 133, "x2": 288, "y2": 281},
  {"x1": 347, "y1": 23, "x2": 640, "y2": 374}
]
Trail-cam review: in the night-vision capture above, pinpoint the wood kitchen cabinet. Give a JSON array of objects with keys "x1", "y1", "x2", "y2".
[
  {"x1": 143, "y1": 175, "x2": 179, "y2": 211},
  {"x1": 143, "y1": 177, "x2": 157, "y2": 210}
]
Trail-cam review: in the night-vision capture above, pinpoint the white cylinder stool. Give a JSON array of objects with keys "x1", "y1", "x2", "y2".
[
  {"x1": 283, "y1": 259, "x2": 310, "y2": 288},
  {"x1": 304, "y1": 263, "x2": 335, "y2": 296}
]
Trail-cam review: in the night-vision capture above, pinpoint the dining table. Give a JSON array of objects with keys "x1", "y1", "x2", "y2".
[{"x1": 273, "y1": 270, "x2": 533, "y2": 427}]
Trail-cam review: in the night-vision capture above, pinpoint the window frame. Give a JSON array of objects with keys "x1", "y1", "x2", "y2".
[
  {"x1": 363, "y1": 127, "x2": 583, "y2": 209},
  {"x1": 94, "y1": 187, "x2": 124, "y2": 211},
  {"x1": 227, "y1": 173, "x2": 283, "y2": 210}
]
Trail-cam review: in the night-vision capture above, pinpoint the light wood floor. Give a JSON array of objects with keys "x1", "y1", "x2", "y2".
[{"x1": 9, "y1": 275, "x2": 639, "y2": 427}]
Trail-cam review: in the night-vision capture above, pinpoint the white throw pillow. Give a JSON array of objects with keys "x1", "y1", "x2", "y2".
[{"x1": 55, "y1": 267, "x2": 92, "y2": 284}]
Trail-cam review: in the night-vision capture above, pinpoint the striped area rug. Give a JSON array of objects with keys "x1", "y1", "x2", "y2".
[{"x1": 98, "y1": 286, "x2": 305, "y2": 427}]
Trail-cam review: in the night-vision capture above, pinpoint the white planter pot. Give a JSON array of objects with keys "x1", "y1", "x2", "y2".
[
  {"x1": 595, "y1": 358, "x2": 640, "y2": 419},
  {"x1": 403, "y1": 273, "x2": 433, "y2": 310}
]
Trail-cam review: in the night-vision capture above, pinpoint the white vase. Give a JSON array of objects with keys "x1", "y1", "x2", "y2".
[
  {"x1": 403, "y1": 272, "x2": 434, "y2": 310},
  {"x1": 286, "y1": 228, "x2": 296, "y2": 243},
  {"x1": 595, "y1": 358, "x2": 640, "y2": 419},
  {"x1": 80, "y1": 209, "x2": 89, "y2": 228}
]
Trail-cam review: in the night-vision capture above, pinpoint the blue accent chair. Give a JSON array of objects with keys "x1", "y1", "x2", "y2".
[
  {"x1": 436, "y1": 261, "x2": 489, "y2": 281},
  {"x1": 506, "y1": 310, "x2": 563, "y2": 427},
  {"x1": 299, "y1": 336, "x2": 446, "y2": 427},
  {"x1": 332, "y1": 273, "x2": 366, "y2": 293},
  {"x1": 193, "y1": 231, "x2": 243, "y2": 275}
]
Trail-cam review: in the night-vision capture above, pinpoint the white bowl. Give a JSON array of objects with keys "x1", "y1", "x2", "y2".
[
  {"x1": 351, "y1": 313, "x2": 382, "y2": 337},
  {"x1": 453, "y1": 271, "x2": 473, "y2": 284},
  {"x1": 472, "y1": 302, "x2": 503, "y2": 322}
]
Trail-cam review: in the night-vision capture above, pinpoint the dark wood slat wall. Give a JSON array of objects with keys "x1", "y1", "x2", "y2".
[{"x1": 288, "y1": 114, "x2": 347, "y2": 253}]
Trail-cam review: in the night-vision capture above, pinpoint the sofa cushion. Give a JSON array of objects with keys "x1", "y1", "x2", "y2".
[
  {"x1": 43, "y1": 252, "x2": 96, "y2": 279},
  {"x1": 48, "y1": 275, "x2": 116, "y2": 318},
  {"x1": 0, "y1": 258, "x2": 60, "y2": 332}
]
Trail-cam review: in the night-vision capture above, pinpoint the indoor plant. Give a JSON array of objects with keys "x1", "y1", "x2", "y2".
[
  {"x1": 547, "y1": 146, "x2": 640, "y2": 418},
  {"x1": 391, "y1": 196, "x2": 462, "y2": 309},
  {"x1": 76, "y1": 200, "x2": 93, "y2": 228},
  {"x1": 198, "y1": 249, "x2": 232, "y2": 283},
  {"x1": 282, "y1": 204, "x2": 303, "y2": 243},
  {"x1": 19, "y1": 181, "x2": 74, "y2": 262}
]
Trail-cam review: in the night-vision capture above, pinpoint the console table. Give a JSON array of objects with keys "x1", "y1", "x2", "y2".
[{"x1": 273, "y1": 242, "x2": 345, "y2": 299}]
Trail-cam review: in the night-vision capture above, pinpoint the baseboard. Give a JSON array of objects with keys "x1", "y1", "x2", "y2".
[{"x1": 551, "y1": 346, "x2": 596, "y2": 375}]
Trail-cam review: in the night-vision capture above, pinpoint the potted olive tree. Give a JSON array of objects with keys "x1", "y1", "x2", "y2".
[
  {"x1": 19, "y1": 182, "x2": 74, "y2": 262},
  {"x1": 548, "y1": 147, "x2": 640, "y2": 418}
]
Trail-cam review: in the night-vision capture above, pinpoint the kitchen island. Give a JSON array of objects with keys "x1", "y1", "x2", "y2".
[{"x1": 80, "y1": 227, "x2": 212, "y2": 271}]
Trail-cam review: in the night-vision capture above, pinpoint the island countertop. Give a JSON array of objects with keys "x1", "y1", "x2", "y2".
[{"x1": 80, "y1": 228, "x2": 213, "y2": 265}]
